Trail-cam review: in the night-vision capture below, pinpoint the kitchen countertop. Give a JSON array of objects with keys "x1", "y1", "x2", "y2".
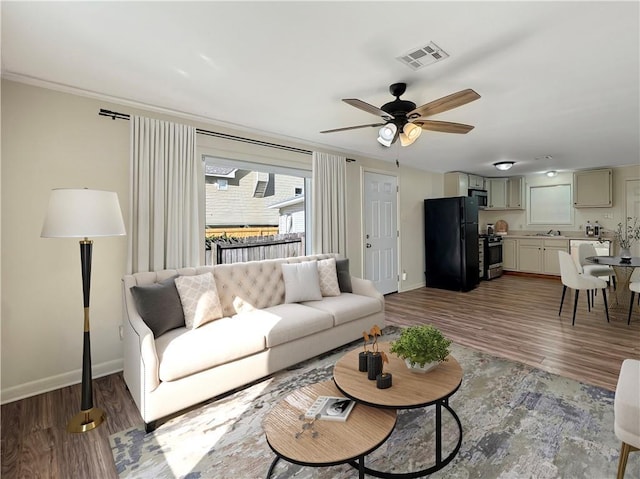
[{"x1": 498, "y1": 234, "x2": 613, "y2": 241}]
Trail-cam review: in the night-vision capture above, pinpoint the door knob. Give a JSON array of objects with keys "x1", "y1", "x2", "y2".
[{"x1": 366, "y1": 243, "x2": 372, "y2": 248}]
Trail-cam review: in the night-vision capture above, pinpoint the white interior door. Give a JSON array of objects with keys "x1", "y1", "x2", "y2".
[
  {"x1": 363, "y1": 171, "x2": 398, "y2": 294},
  {"x1": 626, "y1": 179, "x2": 640, "y2": 256}
]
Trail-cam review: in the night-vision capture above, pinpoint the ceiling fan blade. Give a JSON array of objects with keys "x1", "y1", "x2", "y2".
[
  {"x1": 320, "y1": 123, "x2": 385, "y2": 134},
  {"x1": 414, "y1": 120, "x2": 475, "y2": 134},
  {"x1": 343, "y1": 99, "x2": 395, "y2": 120},
  {"x1": 407, "y1": 89, "x2": 480, "y2": 119}
]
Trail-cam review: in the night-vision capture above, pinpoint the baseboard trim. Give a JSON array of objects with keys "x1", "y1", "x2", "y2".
[
  {"x1": 1, "y1": 359, "x2": 123, "y2": 405},
  {"x1": 399, "y1": 281, "x2": 426, "y2": 293}
]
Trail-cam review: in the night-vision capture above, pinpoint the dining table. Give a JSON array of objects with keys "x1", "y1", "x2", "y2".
[{"x1": 586, "y1": 256, "x2": 639, "y2": 312}]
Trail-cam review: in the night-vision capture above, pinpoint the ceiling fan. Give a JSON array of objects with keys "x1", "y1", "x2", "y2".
[{"x1": 320, "y1": 83, "x2": 480, "y2": 147}]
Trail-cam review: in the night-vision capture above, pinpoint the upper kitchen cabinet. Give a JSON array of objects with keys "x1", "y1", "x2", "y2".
[
  {"x1": 444, "y1": 172, "x2": 469, "y2": 196},
  {"x1": 573, "y1": 169, "x2": 613, "y2": 207},
  {"x1": 486, "y1": 177, "x2": 524, "y2": 210},
  {"x1": 487, "y1": 178, "x2": 507, "y2": 208},
  {"x1": 468, "y1": 174, "x2": 485, "y2": 189},
  {"x1": 507, "y1": 176, "x2": 524, "y2": 209}
]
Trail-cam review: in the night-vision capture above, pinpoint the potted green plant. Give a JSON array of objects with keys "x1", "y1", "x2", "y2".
[{"x1": 389, "y1": 325, "x2": 452, "y2": 373}]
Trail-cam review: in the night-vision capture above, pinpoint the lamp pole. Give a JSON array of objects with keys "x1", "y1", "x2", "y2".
[{"x1": 67, "y1": 238, "x2": 106, "y2": 433}]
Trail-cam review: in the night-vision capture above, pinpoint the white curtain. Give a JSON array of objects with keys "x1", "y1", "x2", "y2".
[
  {"x1": 128, "y1": 116, "x2": 200, "y2": 273},
  {"x1": 311, "y1": 151, "x2": 347, "y2": 254}
]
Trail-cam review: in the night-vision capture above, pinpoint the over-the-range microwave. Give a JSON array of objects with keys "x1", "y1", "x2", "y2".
[{"x1": 468, "y1": 189, "x2": 488, "y2": 209}]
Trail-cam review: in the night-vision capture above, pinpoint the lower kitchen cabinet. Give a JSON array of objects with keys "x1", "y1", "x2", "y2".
[
  {"x1": 511, "y1": 238, "x2": 568, "y2": 275},
  {"x1": 502, "y1": 238, "x2": 517, "y2": 270}
]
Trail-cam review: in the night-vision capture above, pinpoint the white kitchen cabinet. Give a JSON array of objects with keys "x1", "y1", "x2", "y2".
[
  {"x1": 487, "y1": 178, "x2": 507, "y2": 209},
  {"x1": 518, "y1": 239, "x2": 543, "y2": 273},
  {"x1": 469, "y1": 174, "x2": 485, "y2": 189},
  {"x1": 573, "y1": 169, "x2": 613, "y2": 207},
  {"x1": 515, "y1": 238, "x2": 568, "y2": 275},
  {"x1": 542, "y1": 239, "x2": 567, "y2": 275},
  {"x1": 502, "y1": 238, "x2": 518, "y2": 271},
  {"x1": 444, "y1": 172, "x2": 469, "y2": 196},
  {"x1": 507, "y1": 177, "x2": 524, "y2": 209},
  {"x1": 486, "y1": 177, "x2": 523, "y2": 210}
]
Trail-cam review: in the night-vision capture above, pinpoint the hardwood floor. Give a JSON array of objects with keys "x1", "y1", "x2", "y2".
[
  {"x1": 385, "y1": 273, "x2": 640, "y2": 391},
  {"x1": 2, "y1": 273, "x2": 639, "y2": 478}
]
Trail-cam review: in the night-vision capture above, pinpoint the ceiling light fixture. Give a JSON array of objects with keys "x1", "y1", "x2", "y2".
[
  {"x1": 399, "y1": 122, "x2": 422, "y2": 146},
  {"x1": 493, "y1": 161, "x2": 515, "y2": 171},
  {"x1": 377, "y1": 123, "x2": 398, "y2": 147},
  {"x1": 546, "y1": 170, "x2": 558, "y2": 177}
]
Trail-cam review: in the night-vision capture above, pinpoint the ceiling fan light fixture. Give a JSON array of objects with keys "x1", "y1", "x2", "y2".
[
  {"x1": 493, "y1": 161, "x2": 515, "y2": 171},
  {"x1": 377, "y1": 123, "x2": 397, "y2": 147},
  {"x1": 399, "y1": 132, "x2": 415, "y2": 147},
  {"x1": 403, "y1": 122, "x2": 422, "y2": 141}
]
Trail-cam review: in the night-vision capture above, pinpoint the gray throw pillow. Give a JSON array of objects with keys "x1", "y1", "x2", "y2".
[
  {"x1": 130, "y1": 276, "x2": 185, "y2": 337},
  {"x1": 336, "y1": 258, "x2": 353, "y2": 293}
]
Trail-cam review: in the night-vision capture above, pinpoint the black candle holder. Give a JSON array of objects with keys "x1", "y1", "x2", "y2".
[
  {"x1": 359, "y1": 351, "x2": 370, "y2": 372},
  {"x1": 367, "y1": 353, "x2": 383, "y2": 380},
  {"x1": 376, "y1": 373, "x2": 392, "y2": 389}
]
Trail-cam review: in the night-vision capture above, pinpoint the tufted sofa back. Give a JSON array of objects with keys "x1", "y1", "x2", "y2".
[{"x1": 125, "y1": 254, "x2": 338, "y2": 318}]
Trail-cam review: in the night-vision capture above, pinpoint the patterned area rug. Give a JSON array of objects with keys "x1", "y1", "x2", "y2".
[{"x1": 110, "y1": 327, "x2": 636, "y2": 478}]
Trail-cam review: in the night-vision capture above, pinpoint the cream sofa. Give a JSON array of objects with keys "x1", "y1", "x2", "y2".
[{"x1": 122, "y1": 254, "x2": 385, "y2": 431}]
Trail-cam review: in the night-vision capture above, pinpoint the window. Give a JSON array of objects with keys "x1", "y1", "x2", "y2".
[
  {"x1": 203, "y1": 155, "x2": 311, "y2": 264},
  {"x1": 528, "y1": 184, "x2": 573, "y2": 225}
]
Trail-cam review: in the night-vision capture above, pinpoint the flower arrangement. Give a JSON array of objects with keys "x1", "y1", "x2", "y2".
[
  {"x1": 362, "y1": 324, "x2": 382, "y2": 353},
  {"x1": 613, "y1": 217, "x2": 640, "y2": 250}
]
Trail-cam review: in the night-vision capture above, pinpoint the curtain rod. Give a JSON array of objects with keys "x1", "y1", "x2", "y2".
[{"x1": 99, "y1": 109, "x2": 356, "y2": 161}]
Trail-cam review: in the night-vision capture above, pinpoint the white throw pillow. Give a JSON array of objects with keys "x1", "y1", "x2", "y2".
[
  {"x1": 281, "y1": 261, "x2": 323, "y2": 303},
  {"x1": 174, "y1": 273, "x2": 223, "y2": 329},
  {"x1": 317, "y1": 258, "x2": 341, "y2": 297}
]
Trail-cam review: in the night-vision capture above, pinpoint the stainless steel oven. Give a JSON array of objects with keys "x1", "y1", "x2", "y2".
[{"x1": 483, "y1": 235, "x2": 503, "y2": 280}]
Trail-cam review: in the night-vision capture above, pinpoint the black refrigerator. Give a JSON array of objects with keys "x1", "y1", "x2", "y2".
[{"x1": 424, "y1": 196, "x2": 479, "y2": 292}]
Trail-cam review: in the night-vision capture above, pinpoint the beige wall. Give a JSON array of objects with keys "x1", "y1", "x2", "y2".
[{"x1": 1, "y1": 80, "x2": 440, "y2": 402}]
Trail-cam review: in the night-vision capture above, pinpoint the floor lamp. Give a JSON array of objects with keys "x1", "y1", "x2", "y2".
[{"x1": 41, "y1": 188, "x2": 126, "y2": 433}]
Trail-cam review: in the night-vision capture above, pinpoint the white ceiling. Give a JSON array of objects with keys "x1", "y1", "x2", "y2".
[{"x1": 2, "y1": 1, "x2": 639, "y2": 177}]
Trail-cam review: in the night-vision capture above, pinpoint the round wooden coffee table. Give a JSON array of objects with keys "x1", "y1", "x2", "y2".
[
  {"x1": 333, "y1": 341, "x2": 463, "y2": 478},
  {"x1": 263, "y1": 380, "x2": 396, "y2": 479}
]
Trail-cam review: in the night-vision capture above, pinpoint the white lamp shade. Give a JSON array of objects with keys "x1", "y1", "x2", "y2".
[
  {"x1": 41, "y1": 188, "x2": 126, "y2": 238},
  {"x1": 403, "y1": 122, "x2": 422, "y2": 141},
  {"x1": 399, "y1": 133, "x2": 414, "y2": 147},
  {"x1": 377, "y1": 123, "x2": 397, "y2": 147},
  {"x1": 379, "y1": 124, "x2": 397, "y2": 141}
]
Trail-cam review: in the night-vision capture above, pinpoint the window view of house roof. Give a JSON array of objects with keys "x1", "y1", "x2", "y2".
[{"x1": 205, "y1": 165, "x2": 237, "y2": 177}]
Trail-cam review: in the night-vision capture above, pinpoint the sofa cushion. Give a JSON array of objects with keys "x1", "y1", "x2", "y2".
[
  {"x1": 302, "y1": 293, "x2": 383, "y2": 326},
  {"x1": 155, "y1": 317, "x2": 266, "y2": 381},
  {"x1": 130, "y1": 276, "x2": 185, "y2": 337},
  {"x1": 234, "y1": 303, "x2": 334, "y2": 348},
  {"x1": 335, "y1": 258, "x2": 353, "y2": 293},
  {"x1": 174, "y1": 273, "x2": 223, "y2": 329},
  {"x1": 281, "y1": 261, "x2": 323, "y2": 303},
  {"x1": 213, "y1": 258, "x2": 287, "y2": 316},
  {"x1": 317, "y1": 258, "x2": 341, "y2": 297}
]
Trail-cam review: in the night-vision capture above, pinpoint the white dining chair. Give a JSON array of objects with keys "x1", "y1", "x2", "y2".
[
  {"x1": 578, "y1": 243, "x2": 616, "y2": 288},
  {"x1": 558, "y1": 251, "x2": 610, "y2": 326},
  {"x1": 627, "y1": 268, "x2": 640, "y2": 325},
  {"x1": 614, "y1": 359, "x2": 640, "y2": 479}
]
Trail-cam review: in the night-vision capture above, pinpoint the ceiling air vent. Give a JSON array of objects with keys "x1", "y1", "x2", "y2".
[{"x1": 397, "y1": 42, "x2": 449, "y2": 71}]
